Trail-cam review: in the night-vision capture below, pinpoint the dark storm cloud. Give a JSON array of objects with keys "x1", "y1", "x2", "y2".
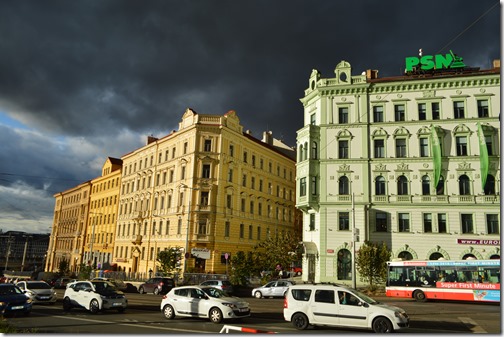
[{"x1": 0, "y1": 0, "x2": 500, "y2": 232}]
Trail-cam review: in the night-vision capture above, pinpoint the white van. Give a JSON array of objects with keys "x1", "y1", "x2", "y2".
[{"x1": 283, "y1": 283, "x2": 409, "y2": 333}]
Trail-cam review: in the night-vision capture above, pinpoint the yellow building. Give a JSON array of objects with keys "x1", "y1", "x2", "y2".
[
  {"x1": 84, "y1": 157, "x2": 122, "y2": 269},
  {"x1": 114, "y1": 109, "x2": 298, "y2": 276},
  {"x1": 47, "y1": 181, "x2": 91, "y2": 273}
]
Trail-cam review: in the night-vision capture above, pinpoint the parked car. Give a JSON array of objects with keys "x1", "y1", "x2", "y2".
[
  {"x1": 91, "y1": 277, "x2": 127, "y2": 291},
  {"x1": 15, "y1": 280, "x2": 57, "y2": 304},
  {"x1": 252, "y1": 280, "x2": 294, "y2": 299},
  {"x1": 160, "y1": 285, "x2": 250, "y2": 323},
  {"x1": 138, "y1": 277, "x2": 175, "y2": 295},
  {"x1": 284, "y1": 283, "x2": 409, "y2": 333},
  {"x1": 199, "y1": 280, "x2": 234, "y2": 295},
  {"x1": 53, "y1": 277, "x2": 74, "y2": 289},
  {"x1": 290, "y1": 267, "x2": 302, "y2": 276},
  {"x1": 0, "y1": 283, "x2": 32, "y2": 316},
  {"x1": 63, "y1": 280, "x2": 127, "y2": 314}
]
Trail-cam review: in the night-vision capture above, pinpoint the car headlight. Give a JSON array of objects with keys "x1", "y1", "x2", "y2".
[
  {"x1": 395, "y1": 311, "x2": 407, "y2": 319},
  {"x1": 26, "y1": 299, "x2": 33, "y2": 304},
  {"x1": 222, "y1": 302, "x2": 238, "y2": 309}
]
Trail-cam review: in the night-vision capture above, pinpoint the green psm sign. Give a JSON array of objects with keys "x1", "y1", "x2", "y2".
[{"x1": 405, "y1": 50, "x2": 465, "y2": 72}]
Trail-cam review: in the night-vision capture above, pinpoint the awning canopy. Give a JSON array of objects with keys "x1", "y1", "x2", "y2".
[{"x1": 302, "y1": 241, "x2": 318, "y2": 255}]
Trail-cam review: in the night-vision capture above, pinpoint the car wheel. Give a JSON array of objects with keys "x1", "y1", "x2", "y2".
[
  {"x1": 292, "y1": 312, "x2": 309, "y2": 330},
  {"x1": 254, "y1": 291, "x2": 262, "y2": 299},
  {"x1": 413, "y1": 290, "x2": 426, "y2": 302},
  {"x1": 89, "y1": 299, "x2": 100, "y2": 314},
  {"x1": 372, "y1": 316, "x2": 393, "y2": 333},
  {"x1": 209, "y1": 307, "x2": 223, "y2": 324},
  {"x1": 154, "y1": 287, "x2": 160, "y2": 295},
  {"x1": 296, "y1": 271, "x2": 302, "y2": 276},
  {"x1": 63, "y1": 297, "x2": 72, "y2": 312},
  {"x1": 162, "y1": 304, "x2": 175, "y2": 319},
  {"x1": 139, "y1": 287, "x2": 145, "y2": 294}
]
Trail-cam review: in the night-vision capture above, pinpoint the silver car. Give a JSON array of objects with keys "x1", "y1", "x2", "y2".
[
  {"x1": 252, "y1": 280, "x2": 294, "y2": 299},
  {"x1": 199, "y1": 280, "x2": 234, "y2": 295},
  {"x1": 16, "y1": 281, "x2": 57, "y2": 304}
]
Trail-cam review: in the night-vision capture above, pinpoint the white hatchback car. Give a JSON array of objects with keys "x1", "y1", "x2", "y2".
[
  {"x1": 16, "y1": 281, "x2": 57, "y2": 304},
  {"x1": 161, "y1": 285, "x2": 250, "y2": 323},
  {"x1": 284, "y1": 283, "x2": 409, "y2": 333},
  {"x1": 63, "y1": 280, "x2": 127, "y2": 314}
]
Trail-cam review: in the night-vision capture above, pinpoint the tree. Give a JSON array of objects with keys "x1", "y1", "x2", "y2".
[
  {"x1": 253, "y1": 231, "x2": 302, "y2": 278},
  {"x1": 229, "y1": 251, "x2": 257, "y2": 286},
  {"x1": 58, "y1": 259, "x2": 69, "y2": 275},
  {"x1": 355, "y1": 241, "x2": 391, "y2": 288},
  {"x1": 157, "y1": 246, "x2": 183, "y2": 276}
]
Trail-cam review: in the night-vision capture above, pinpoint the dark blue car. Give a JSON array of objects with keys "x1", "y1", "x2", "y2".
[{"x1": 0, "y1": 283, "x2": 32, "y2": 316}]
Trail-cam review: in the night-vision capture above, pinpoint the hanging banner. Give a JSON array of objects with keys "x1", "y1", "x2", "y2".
[
  {"x1": 477, "y1": 122, "x2": 489, "y2": 190},
  {"x1": 191, "y1": 248, "x2": 210, "y2": 259},
  {"x1": 430, "y1": 125, "x2": 442, "y2": 187}
]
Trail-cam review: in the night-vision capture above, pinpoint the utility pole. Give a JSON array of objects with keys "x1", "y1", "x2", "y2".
[{"x1": 4, "y1": 235, "x2": 13, "y2": 271}]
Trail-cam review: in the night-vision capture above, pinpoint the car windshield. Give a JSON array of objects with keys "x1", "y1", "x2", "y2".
[
  {"x1": 0, "y1": 285, "x2": 23, "y2": 295},
  {"x1": 92, "y1": 281, "x2": 118, "y2": 293},
  {"x1": 349, "y1": 289, "x2": 378, "y2": 304},
  {"x1": 202, "y1": 287, "x2": 227, "y2": 298},
  {"x1": 28, "y1": 282, "x2": 51, "y2": 289}
]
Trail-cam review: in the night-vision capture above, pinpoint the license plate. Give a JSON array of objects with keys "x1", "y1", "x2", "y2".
[
  {"x1": 40, "y1": 297, "x2": 49, "y2": 299},
  {"x1": 12, "y1": 306, "x2": 24, "y2": 310},
  {"x1": 239, "y1": 308, "x2": 249, "y2": 312},
  {"x1": 112, "y1": 302, "x2": 122, "y2": 306}
]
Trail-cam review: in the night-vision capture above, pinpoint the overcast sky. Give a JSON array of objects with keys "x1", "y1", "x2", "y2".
[{"x1": 0, "y1": 0, "x2": 500, "y2": 234}]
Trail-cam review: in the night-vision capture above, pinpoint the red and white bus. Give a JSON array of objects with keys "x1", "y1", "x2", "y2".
[{"x1": 386, "y1": 259, "x2": 500, "y2": 302}]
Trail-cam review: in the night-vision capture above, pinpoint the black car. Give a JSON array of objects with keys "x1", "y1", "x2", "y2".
[
  {"x1": 138, "y1": 277, "x2": 175, "y2": 295},
  {"x1": 0, "y1": 283, "x2": 32, "y2": 316}
]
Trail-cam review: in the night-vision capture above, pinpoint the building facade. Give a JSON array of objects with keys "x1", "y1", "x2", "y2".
[
  {"x1": 114, "y1": 109, "x2": 299, "y2": 275},
  {"x1": 0, "y1": 231, "x2": 49, "y2": 273},
  {"x1": 297, "y1": 56, "x2": 500, "y2": 286}
]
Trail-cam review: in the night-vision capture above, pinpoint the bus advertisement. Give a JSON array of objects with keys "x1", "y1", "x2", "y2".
[{"x1": 386, "y1": 259, "x2": 500, "y2": 302}]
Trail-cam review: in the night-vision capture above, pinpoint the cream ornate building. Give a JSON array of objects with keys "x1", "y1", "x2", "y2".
[
  {"x1": 115, "y1": 109, "x2": 298, "y2": 275},
  {"x1": 297, "y1": 58, "x2": 500, "y2": 286}
]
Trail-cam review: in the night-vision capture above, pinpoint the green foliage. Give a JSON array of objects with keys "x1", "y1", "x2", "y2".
[
  {"x1": 157, "y1": 246, "x2": 183, "y2": 275},
  {"x1": 78, "y1": 263, "x2": 93, "y2": 280},
  {"x1": 229, "y1": 251, "x2": 257, "y2": 285},
  {"x1": 58, "y1": 259, "x2": 70, "y2": 275},
  {"x1": 355, "y1": 241, "x2": 391, "y2": 287},
  {"x1": 253, "y1": 232, "x2": 302, "y2": 276}
]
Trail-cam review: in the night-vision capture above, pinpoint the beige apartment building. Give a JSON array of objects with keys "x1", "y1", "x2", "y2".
[{"x1": 114, "y1": 109, "x2": 298, "y2": 275}]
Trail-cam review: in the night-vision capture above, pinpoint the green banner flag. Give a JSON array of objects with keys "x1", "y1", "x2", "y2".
[
  {"x1": 477, "y1": 122, "x2": 489, "y2": 190},
  {"x1": 430, "y1": 125, "x2": 441, "y2": 187}
]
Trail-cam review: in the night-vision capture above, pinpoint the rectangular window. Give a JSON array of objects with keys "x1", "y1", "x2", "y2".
[
  {"x1": 228, "y1": 168, "x2": 233, "y2": 182},
  {"x1": 226, "y1": 195, "x2": 232, "y2": 209},
  {"x1": 177, "y1": 218, "x2": 182, "y2": 235},
  {"x1": 374, "y1": 139, "x2": 385, "y2": 158},
  {"x1": 339, "y1": 107, "x2": 348, "y2": 124},
  {"x1": 373, "y1": 105, "x2": 383, "y2": 122},
  {"x1": 454, "y1": 101, "x2": 465, "y2": 119},
  {"x1": 202, "y1": 164, "x2": 211, "y2": 178},
  {"x1": 198, "y1": 219, "x2": 207, "y2": 235},
  {"x1": 257, "y1": 226, "x2": 261, "y2": 240},
  {"x1": 251, "y1": 176, "x2": 255, "y2": 189},
  {"x1": 339, "y1": 140, "x2": 349, "y2": 159},
  {"x1": 309, "y1": 214, "x2": 315, "y2": 231},
  {"x1": 259, "y1": 179, "x2": 263, "y2": 192},
  {"x1": 456, "y1": 136, "x2": 468, "y2": 156},
  {"x1": 241, "y1": 198, "x2": 245, "y2": 212},
  {"x1": 250, "y1": 201, "x2": 254, "y2": 214},
  {"x1": 339, "y1": 212, "x2": 349, "y2": 231},
  {"x1": 432, "y1": 102, "x2": 440, "y2": 120},
  {"x1": 485, "y1": 135, "x2": 493, "y2": 156},
  {"x1": 243, "y1": 151, "x2": 248, "y2": 163},
  {"x1": 229, "y1": 144, "x2": 234, "y2": 157},
  {"x1": 438, "y1": 213, "x2": 447, "y2": 233},
  {"x1": 477, "y1": 99, "x2": 489, "y2": 118},
  {"x1": 394, "y1": 104, "x2": 405, "y2": 121},
  {"x1": 300, "y1": 178, "x2": 307, "y2": 197},
  {"x1": 248, "y1": 225, "x2": 253, "y2": 239},
  {"x1": 418, "y1": 103, "x2": 426, "y2": 120},
  {"x1": 183, "y1": 142, "x2": 188, "y2": 154},
  {"x1": 398, "y1": 213, "x2": 410, "y2": 232},
  {"x1": 181, "y1": 166, "x2": 186, "y2": 179},
  {"x1": 239, "y1": 224, "x2": 244, "y2": 238},
  {"x1": 242, "y1": 174, "x2": 247, "y2": 187},
  {"x1": 204, "y1": 139, "x2": 212, "y2": 152},
  {"x1": 201, "y1": 191, "x2": 209, "y2": 206},
  {"x1": 486, "y1": 214, "x2": 499, "y2": 234},
  {"x1": 169, "y1": 170, "x2": 174, "y2": 183},
  {"x1": 419, "y1": 138, "x2": 429, "y2": 157},
  {"x1": 395, "y1": 138, "x2": 407, "y2": 158},
  {"x1": 461, "y1": 214, "x2": 473, "y2": 233},
  {"x1": 258, "y1": 203, "x2": 262, "y2": 216},
  {"x1": 311, "y1": 176, "x2": 317, "y2": 195},
  {"x1": 310, "y1": 113, "x2": 316, "y2": 125},
  {"x1": 252, "y1": 155, "x2": 256, "y2": 167},
  {"x1": 376, "y1": 212, "x2": 387, "y2": 232},
  {"x1": 423, "y1": 213, "x2": 432, "y2": 233}
]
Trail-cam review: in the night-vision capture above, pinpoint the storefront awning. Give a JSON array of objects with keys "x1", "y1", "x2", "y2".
[{"x1": 302, "y1": 241, "x2": 318, "y2": 255}]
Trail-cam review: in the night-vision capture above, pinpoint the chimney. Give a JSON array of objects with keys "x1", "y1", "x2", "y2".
[
  {"x1": 147, "y1": 136, "x2": 158, "y2": 145},
  {"x1": 366, "y1": 69, "x2": 379, "y2": 79},
  {"x1": 493, "y1": 59, "x2": 500, "y2": 69},
  {"x1": 262, "y1": 131, "x2": 273, "y2": 145}
]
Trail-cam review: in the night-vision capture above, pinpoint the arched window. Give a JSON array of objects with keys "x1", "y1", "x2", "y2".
[
  {"x1": 421, "y1": 175, "x2": 430, "y2": 195},
  {"x1": 459, "y1": 175, "x2": 471, "y2": 195},
  {"x1": 339, "y1": 176, "x2": 349, "y2": 195},
  {"x1": 463, "y1": 254, "x2": 476, "y2": 260},
  {"x1": 375, "y1": 176, "x2": 386, "y2": 195},
  {"x1": 429, "y1": 252, "x2": 444, "y2": 260},
  {"x1": 337, "y1": 249, "x2": 352, "y2": 280},
  {"x1": 397, "y1": 175, "x2": 408, "y2": 195},
  {"x1": 436, "y1": 175, "x2": 445, "y2": 195},
  {"x1": 303, "y1": 142, "x2": 308, "y2": 161},
  {"x1": 298, "y1": 145, "x2": 303, "y2": 161},
  {"x1": 398, "y1": 251, "x2": 413, "y2": 260},
  {"x1": 311, "y1": 141, "x2": 318, "y2": 160},
  {"x1": 484, "y1": 174, "x2": 496, "y2": 195},
  {"x1": 490, "y1": 254, "x2": 500, "y2": 259}
]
